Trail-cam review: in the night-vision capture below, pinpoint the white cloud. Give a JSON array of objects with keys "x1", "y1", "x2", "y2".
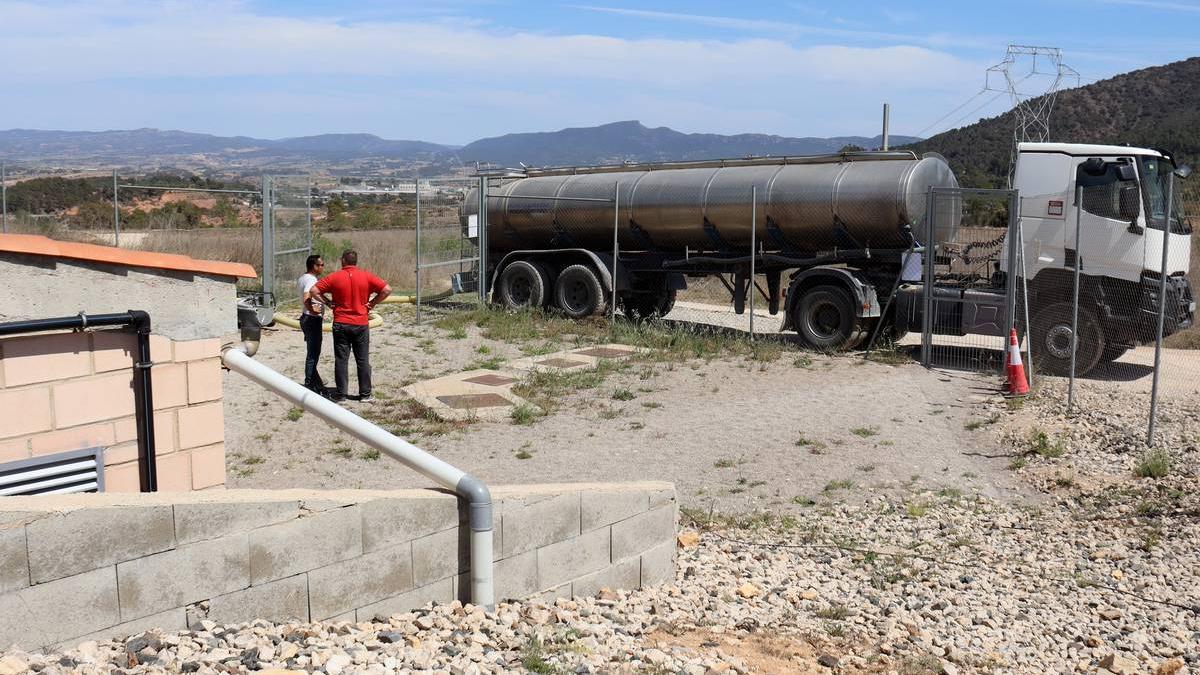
[{"x1": 0, "y1": 0, "x2": 988, "y2": 140}]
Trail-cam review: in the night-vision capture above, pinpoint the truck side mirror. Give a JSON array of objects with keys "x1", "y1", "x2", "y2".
[{"x1": 1119, "y1": 184, "x2": 1141, "y2": 224}]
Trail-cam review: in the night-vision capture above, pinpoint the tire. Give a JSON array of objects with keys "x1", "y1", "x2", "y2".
[
  {"x1": 554, "y1": 264, "x2": 607, "y2": 319},
  {"x1": 792, "y1": 284, "x2": 861, "y2": 351},
  {"x1": 497, "y1": 260, "x2": 550, "y2": 310},
  {"x1": 622, "y1": 285, "x2": 676, "y2": 321},
  {"x1": 1030, "y1": 303, "x2": 1106, "y2": 376}
]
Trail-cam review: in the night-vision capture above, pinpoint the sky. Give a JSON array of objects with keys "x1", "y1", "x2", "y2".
[{"x1": 1, "y1": 0, "x2": 1198, "y2": 145}]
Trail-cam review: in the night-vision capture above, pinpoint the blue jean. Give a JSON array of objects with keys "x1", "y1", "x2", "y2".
[{"x1": 299, "y1": 314, "x2": 325, "y2": 391}]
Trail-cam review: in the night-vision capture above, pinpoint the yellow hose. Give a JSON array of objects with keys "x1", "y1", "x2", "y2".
[
  {"x1": 273, "y1": 312, "x2": 383, "y2": 331},
  {"x1": 271, "y1": 290, "x2": 453, "y2": 331}
]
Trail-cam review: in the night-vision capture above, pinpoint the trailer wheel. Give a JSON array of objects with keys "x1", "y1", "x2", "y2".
[
  {"x1": 554, "y1": 264, "x2": 607, "y2": 319},
  {"x1": 793, "y1": 285, "x2": 861, "y2": 351},
  {"x1": 497, "y1": 260, "x2": 551, "y2": 310},
  {"x1": 1031, "y1": 303, "x2": 1105, "y2": 376},
  {"x1": 622, "y1": 286, "x2": 676, "y2": 321}
]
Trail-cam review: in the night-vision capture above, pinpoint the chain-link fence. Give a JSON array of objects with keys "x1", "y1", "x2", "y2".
[
  {"x1": 913, "y1": 188, "x2": 1018, "y2": 373},
  {"x1": 265, "y1": 175, "x2": 313, "y2": 306},
  {"x1": 1035, "y1": 165, "x2": 1199, "y2": 445}
]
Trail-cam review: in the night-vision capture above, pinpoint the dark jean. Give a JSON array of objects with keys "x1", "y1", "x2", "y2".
[
  {"x1": 332, "y1": 322, "x2": 371, "y2": 397},
  {"x1": 299, "y1": 314, "x2": 325, "y2": 392}
]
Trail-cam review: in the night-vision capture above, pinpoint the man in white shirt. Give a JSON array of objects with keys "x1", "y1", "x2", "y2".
[{"x1": 297, "y1": 255, "x2": 327, "y2": 394}]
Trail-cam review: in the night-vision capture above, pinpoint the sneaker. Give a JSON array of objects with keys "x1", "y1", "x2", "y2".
[
  {"x1": 359, "y1": 393, "x2": 373, "y2": 402},
  {"x1": 329, "y1": 392, "x2": 347, "y2": 402}
]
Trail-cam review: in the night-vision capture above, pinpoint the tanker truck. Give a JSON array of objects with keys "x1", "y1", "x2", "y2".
[{"x1": 457, "y1": 142, "x2": 1193, "y2": 375}]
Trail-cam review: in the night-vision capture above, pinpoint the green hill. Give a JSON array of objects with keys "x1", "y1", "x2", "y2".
[{"x1": 906, "y1": 56, "x2": 1200, "y2": 201}]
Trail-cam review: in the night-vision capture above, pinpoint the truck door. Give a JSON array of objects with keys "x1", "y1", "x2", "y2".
[
  {"x1": 1138, "y1": 155, "x2": 1192, "y2": 278},
  {"x1": 1073, "y1": 157, "x2": 1146, "y2": 286}
]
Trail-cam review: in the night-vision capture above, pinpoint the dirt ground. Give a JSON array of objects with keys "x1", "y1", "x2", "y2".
[{"x1": 224, "y1": 303, "x2": 1035, "y2": 511}]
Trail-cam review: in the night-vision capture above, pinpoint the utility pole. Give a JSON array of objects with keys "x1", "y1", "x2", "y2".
[{"x1": 881, "y1": 103, "x2": 890, "y2": 151}]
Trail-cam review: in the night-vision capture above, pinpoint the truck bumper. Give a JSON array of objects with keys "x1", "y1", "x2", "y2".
[{"x1": 1135, "y1": 274, "x2": 1194, "y2": 339}]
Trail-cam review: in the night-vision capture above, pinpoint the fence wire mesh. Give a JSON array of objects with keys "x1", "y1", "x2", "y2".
[
  {"x1": 267, "y1": 175, "x2": 312, "y2": 306},
  {"x1": 919, "y1": 189, "x2": 1017, "y2": 374},
  {"x1": 1037, "y1": 173, "x2": 1200, "y2": 446}
]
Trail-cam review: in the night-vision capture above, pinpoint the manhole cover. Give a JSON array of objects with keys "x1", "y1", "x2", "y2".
[
  {"x1": 574, "y1": 347, "x2": 634, "y2": 358},
  {"x1": 463, "y1": 374, "x2": 518, "y2": 386},
  {"x1": 436, "y1": 393, "x2": 514, "y2": 409},
  {"x1": 538, "y1": 357, "x2": 588, "y2": 368}
]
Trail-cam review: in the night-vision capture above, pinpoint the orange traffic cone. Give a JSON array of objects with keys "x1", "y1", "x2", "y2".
[{"x1": 1006, "y1": 328, "x2": 1029, "y2": 396}]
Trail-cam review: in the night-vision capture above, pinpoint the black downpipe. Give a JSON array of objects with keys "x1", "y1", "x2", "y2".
[{"x1": 0, "y1": 311, "x2": 157, "y2": 492}]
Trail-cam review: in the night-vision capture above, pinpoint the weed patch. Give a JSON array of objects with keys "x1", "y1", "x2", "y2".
[{"x1": 1134, "y1": 449, "x2": 1172, "y2": 478}]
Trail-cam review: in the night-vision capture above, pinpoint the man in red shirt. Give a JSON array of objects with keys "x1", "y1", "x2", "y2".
[{"x1": 309, "y1": 250, "x2": 391, "y2": 401}]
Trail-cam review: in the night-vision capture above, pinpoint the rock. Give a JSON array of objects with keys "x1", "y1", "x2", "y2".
[
  {"x1": 735, "y1": 583, "x2": 760, "y2": 599},
  {"x1": 1100, "y1": 653, "x2": 1138, "y2": 675},
  {"x1": 278, "y1": 641, "x2": 300, "y2": 660},
  {"x1": 940, "y1": 661, "x2": 960, "y2": 675},
  {"x1": 257, "y1": 670, "x2": 307, "y2": 675},
  {"x1": 816, "y1": 653, "x2": 839, "y2": 668},
  {"x1": 378, "y1": 631, "x2": 404, "y2": 644},
  {"x1": 1098, "y1": 609, "x2": 1123, "y2": 621},
  {"x1": 677, "y1": 531, "x2": 702, "y2": 548},
  {"x1": 800, "y1": 590, "x2": 820, "y2": 601},
  {"x1": 325, "y1": 653, "x2": 353, "y2": 675},
  {"x1": 1154, "y1": 657, "x2": 1185, "y2": 675},
  {"x1": 597, "y1": 588, "x2": 619, "y2": 601}
]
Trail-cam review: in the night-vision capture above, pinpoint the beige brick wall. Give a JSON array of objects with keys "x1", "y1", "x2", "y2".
[
  {"x1": 0, "y1": 483, "x2": 678, "y2": 650},
  {"x1": 0, "y1": 330, "x2": 226, "y2": 492}
]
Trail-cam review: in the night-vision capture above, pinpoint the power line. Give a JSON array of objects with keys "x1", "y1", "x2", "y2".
[{"x1": 913, "y1": 88, "x2": 988, "y2": 139}]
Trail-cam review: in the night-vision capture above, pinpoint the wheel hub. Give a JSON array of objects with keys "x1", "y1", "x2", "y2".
[
  {"x1": 1045, "y1": 324, "x2": 1075, "y2": 359},
  {"x1": 809, "y1": 301, "x2": 841, "y2": 339}
]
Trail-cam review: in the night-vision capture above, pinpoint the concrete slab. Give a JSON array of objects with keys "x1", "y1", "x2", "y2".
[
  {"x1": 506, "y1": 343, "x2": 645, "y2": 374},
  {"x1": 401, "y1": 344, "x2": 643, "y2": 422},
  {"x1": 402, "y1": 369, "x2": 527, "y2": 422}
]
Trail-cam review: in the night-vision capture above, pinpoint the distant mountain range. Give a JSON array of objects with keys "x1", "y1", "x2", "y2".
[
  {"x1": 0, "y1": 122, "x2": 918, "y2": 170},
  {"x1": 458, "y1": 121, "x2": 918, "y2": 166}
]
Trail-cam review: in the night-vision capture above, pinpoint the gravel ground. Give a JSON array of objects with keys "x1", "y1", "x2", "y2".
[
  {"x1": 7, "y1": 305, "x2": 1200, "y2": 673},
  {"x1": 4, "y1": 490, "x2": 1195, "y2": 673},
  {"x1": 223, "y1": 303, "x2": 1029, "y2": 512}
]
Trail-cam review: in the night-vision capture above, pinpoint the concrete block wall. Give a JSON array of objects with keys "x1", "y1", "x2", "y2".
[
  {"x1": 0, "y1": 482, "x2": 677, "y2": 650},
  {"x1": 0, "y1": 330, "x2": 226, "y2": 492}
]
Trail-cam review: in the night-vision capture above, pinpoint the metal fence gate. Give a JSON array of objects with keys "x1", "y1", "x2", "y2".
[
  {"x1": 263, "y1": 175, "x2": 312, "y2": 306},
  {"x1": 919, "y1": 187, "x2": 1021, "y2": 374}
]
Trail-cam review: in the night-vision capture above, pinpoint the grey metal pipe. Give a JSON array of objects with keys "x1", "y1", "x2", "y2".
[
  {"x1": 220, "y1": 345, "x2": 495, "y2": 608},
  {"x1": 1147, "y1": 172, "x2": 1176, "y2": 445},
  {"x1": 1068, "y1": 186, "x2": 1083, "y2": 411}
]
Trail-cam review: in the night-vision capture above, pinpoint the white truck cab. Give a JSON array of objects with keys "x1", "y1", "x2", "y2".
[{"x1": 1010, "y1": 142, "x2": 1194, "y2": 373}]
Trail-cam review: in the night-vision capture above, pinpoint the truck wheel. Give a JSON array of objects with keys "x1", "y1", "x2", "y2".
[
  {"x1": 1030, "y1": 303, "x2": 1105, "y2": 376},
  {"x1": 622, "y1": 286, "x2": 676, "y2": 321},
  {"x1": 554, "y1": 264, "x2": 607, "y2": 319},
  {"x1": 497, "y1": 260, "x2": 551, "y2": 310},
  {"x1": 793, "y1": 285, "x2": 861, "y2": 351}
]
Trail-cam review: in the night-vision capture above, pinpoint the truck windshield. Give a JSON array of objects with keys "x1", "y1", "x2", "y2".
[{"x1": 1140, "y1": 156, "x2": 1191, "y2": 234}]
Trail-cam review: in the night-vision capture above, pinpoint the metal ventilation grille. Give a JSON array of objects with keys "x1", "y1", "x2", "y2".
[{"x1": 0, "y1": 447, "x2": 105, "y2": 496}]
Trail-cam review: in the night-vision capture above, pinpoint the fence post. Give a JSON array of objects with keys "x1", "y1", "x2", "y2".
[
  {"x1": 415, "y1": 172, "x2": 422, "y2": 325},
  {"x1": 2, "y1": 162, "x2": 7, "y2": 233},
  {"x1": 478, "y1": 175, "x2": 489, "y2": 306},
  {"x1": 611, "y1": 182, "x2": 619, "y2": 322},
  {"x1": 749, "y1": 186, "x2": 757, "y2": 341},
  {"x1": 921, "y1": 188, "x2": 935, "y2": 367},
  {"x1": 1147, "y1": 171, "x2": 1176, "y2": 445},
  {"x1": 1067, "y1": 186, "x2": 1083, "y2": 411},
  {"x1": 262, "y1": 175, "x2": 274, "y2": 304},
  {"x1": 113, "y1": 170, "x2": 120, "y2": 247}
]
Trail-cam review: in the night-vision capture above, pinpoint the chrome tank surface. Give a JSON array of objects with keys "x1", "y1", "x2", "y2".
[{"x1": 463, "y1": 154, "x2": 959, "y2": 252}]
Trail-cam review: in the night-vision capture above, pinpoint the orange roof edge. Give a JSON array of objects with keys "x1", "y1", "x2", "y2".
[{"x1": 0, "y1": 234, "x2": 258, "y2": 279}]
